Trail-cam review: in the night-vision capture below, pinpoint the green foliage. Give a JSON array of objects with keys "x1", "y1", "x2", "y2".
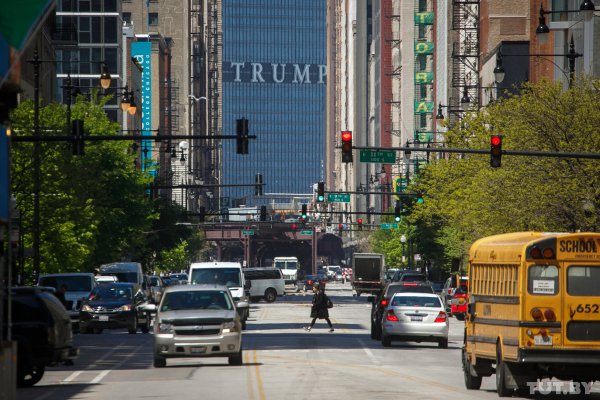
[
  {"x1": 410, "y1": 79, "x2": 600, "y2": 273},
  {"x1": 10, "y1": 98, "x2": 159, "y2": 281},
  {"x1": 154, "y1": 240, "x2": 191, "y2": 274}
]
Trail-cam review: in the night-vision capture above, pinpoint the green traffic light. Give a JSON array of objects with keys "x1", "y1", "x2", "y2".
[
  {"x1": 417, "y1": 197, "x2": 424, "y2": 204},
  {"x1": 317, "y1": 195, "x2": 324, "y2": 202},
  {"x1": 395, "y1": 216, "x2": 401, "y2": 222}
]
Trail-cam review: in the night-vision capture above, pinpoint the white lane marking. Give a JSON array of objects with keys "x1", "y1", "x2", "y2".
[
  {"x1": 62, "y1": 370, "x2": 83, "y2": 383},
  {"x1": 90, "y1": 369, "x2": 111, "y2": 384},
  {"x1": 357, "y1": 338, "x2": 378, "y2": 364}
]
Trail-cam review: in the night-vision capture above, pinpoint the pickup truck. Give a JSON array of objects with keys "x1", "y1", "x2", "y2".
[{"x1": 352, "y1": 253, "x2": 385, "y2": 296}]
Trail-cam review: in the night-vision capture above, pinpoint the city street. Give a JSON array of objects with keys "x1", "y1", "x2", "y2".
[{"x1": 16, "y1": 283, "x2": 600, "y2": 400}]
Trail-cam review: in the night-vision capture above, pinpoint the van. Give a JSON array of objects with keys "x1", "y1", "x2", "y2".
[
  {"x1": 98, "y1": 262, "x2": 150, "y2": 300},
  {"x1": 244, "y1": 267, "x2": 285, "y2": 303},
  {"x1": 273, "y1": 256, "x2": 299, "y2": 285},
  {"x1": 37, "y1": 272, "x2": 97, "y2": 327},
  {"x1": 188, "y1": 261, "x2": 249, "y2": 329}
]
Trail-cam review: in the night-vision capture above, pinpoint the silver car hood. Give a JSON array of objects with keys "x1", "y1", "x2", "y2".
[{"x1": 158, "y1": 309, "x2": 237, "y2": 324}]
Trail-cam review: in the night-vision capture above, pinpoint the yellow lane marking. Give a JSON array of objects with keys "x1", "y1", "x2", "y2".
[
  {"x1": 253, "y1": 350, "x2": 266, "y2": 400},
  {"x1": 244, "y1": 351, "x2": 255, "y2": 400}
]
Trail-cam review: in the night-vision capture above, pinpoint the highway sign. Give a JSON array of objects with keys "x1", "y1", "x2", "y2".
[
  {"x1": 300, "y1": 230, "x2": 312, "y2": 235},
  {"x1": 242, "y1": 230, "x2": 254, "y2": 236},
  {"x1": 327, "y1": 193, "x2": 350, "y2": 203},
  {"x1": 359, "y1": 149, "x2": 396, "y2": 163},
  {"x1": 380, "y1": 223, "x2": 398, "y2": 230}
]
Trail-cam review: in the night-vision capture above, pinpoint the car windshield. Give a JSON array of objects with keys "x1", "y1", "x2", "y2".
[
  {"x1": 89, "y1": 286, "x2": 132, "y2": 301},
  {"x1": 149, "y1": 277, "x2": 160, "y2": 286},
  {"x1": 391, "y1": 296, "x2": 441, "y2": 308},
  {"x1": 160, "y1": 290, "x2": 233, "y2": 311},
  {"x1": 39, "y1": 276, "x2": 92, "y2": 292},
  {"x1": 190, "y1": 268, "x2": 241, "y2": 287}
]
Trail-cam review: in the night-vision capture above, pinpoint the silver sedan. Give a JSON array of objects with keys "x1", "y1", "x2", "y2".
[{"x1": 380, "y1": 292, "x2": 449, "y2": 348}]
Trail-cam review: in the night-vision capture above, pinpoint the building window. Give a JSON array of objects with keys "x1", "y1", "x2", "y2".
[
  {"x1": 148, "y1": 13, "x2": 159, "y2": 26},
  {"x1": 122, "y1": 13, "x2": 131, "y2": 23}
]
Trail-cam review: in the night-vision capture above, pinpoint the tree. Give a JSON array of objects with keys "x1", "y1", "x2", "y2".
[{"x1": 410, "y1": 79, "x2": 600, "y2": 271}]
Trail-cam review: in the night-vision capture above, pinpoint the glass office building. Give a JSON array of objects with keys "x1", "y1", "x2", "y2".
[{"x1": 221, "y1": 0, "x2": 326, "y2": 206}]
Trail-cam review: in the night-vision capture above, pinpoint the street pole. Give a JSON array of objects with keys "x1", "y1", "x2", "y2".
[{"x1": 32, "y1": 49, "x2": 41, "y2": 282}]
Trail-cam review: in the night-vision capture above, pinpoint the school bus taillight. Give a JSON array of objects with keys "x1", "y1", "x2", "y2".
[
  {"x1": 544, "y1": 308, "x2": 557, "y2": 321},
  {"x1": 529, "y1": 246, "x2": 555, "y2": 259},
  {"x1": 531, "y1": 308, "x2": 544, "y2": 321}
]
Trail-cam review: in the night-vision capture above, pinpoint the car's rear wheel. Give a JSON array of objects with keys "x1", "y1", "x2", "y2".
[
  {"x1": 229, "y1": 349, "x2": 243, "y2": 365},
  {"x1": 374, "y1": 322, "x2": 382, "y2": 340},
  {"x1": 17, "y1": 364, "x2": 45, "y2": 387},
  {"x1": 438, "y1": 337, "x2": 449, "y2": 349},
  {"x1": 264, "y1": 288, "x2": 277, "y2": 303},
  {"x1": 153, "y1": 357, "x2": 166, "y2": 368},
  {"x1": 496, "y1": 343, "x2": 512, "y2": 397},
  {"x1": 455, "y1": 313, "x2": 465, "y2": 321},
  {"x1": 381, "y1": 334, "x2": 392, "y2": 347},
  {"x1": 370, "y1": 323, "x2": 376, "y2": 339}
]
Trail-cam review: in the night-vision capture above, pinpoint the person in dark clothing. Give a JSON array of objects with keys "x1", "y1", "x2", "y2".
[
  {"x1": 304, "y1": 283, "x2": 334, "y2": 332},
  {"x1": 54, "y1": 284, "x2": 68, "y2": 308}
]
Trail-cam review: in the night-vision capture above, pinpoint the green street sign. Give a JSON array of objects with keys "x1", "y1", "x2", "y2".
[
  {"x1": 242, "y1": 230, "x2": 254, "y2": 236},
  {"x1": 380, "y1": 223, "x2": 399, "y2": 230},
  {"x1": 359, "y1": 149, "x2": 396, "y2": 163},
  {"x1": 327, "y1": 193, "x2": 351, "y2": 203},
  {"x1": 300, "y1": 230, "x2": 313, "y2": 235}
]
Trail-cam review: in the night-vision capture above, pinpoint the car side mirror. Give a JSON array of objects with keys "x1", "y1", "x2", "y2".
[{"x1": 236, "y1": 301, "x2": 249, "y2": 309}]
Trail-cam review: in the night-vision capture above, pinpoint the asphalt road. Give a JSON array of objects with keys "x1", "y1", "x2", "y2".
[{"x1": 16, "y1": 282, "x2": 600, "y2": 400}]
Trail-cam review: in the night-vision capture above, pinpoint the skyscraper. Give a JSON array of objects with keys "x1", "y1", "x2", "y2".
[{"x1": 219, "y1": 0, "x2": 326, "y2": 208}]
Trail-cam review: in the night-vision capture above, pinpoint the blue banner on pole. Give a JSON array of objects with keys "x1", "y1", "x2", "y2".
[
  {"x1": 0, "y1": 127, "x2": 9, "y2": 222},
  {"x1": 131, "y1": 41, "x2": 153, "y2": 172}
]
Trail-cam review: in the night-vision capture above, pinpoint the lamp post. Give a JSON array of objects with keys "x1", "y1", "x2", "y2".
[
  {"x1": 27, "y1": 50, "x2": 112, "y2": 281},
  {"x1": 494, "y1": 36, "x2": 582, "y2": 88},
  {"x1": 400, "y1": 234, "x2": 407, "y2": 269}
]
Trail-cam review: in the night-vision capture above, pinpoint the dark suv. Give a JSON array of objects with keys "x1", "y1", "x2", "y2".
[
  {"x1": 9, "y1": 287, "x2": 78, "y2": 387},
  {"x1": 367, "y1": 282, "x2": 435, "y2": 340},
  {"x1": 391, "y1": 269, "x2": 428, "y2": 283}
]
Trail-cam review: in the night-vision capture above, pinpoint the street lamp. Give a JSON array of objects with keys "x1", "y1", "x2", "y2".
[
  {"x1": 400, "y1": 234, "x2": 407, "y2": 268},
  {"x1": 494, "y1": 36, "x2": 582, "y2": 88}
]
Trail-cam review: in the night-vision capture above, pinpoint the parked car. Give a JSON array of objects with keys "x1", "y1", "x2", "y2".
[
  {"x1": 37, "y1": 273, "x2": 97, "y2": 329},
  {"x1": 148, "y1": 275, "x2": 165, "y2": 304},
  {"x1": 367, "y1": 282, "x2": 435, "y2": 340},
  {"x1": 243, "y1": 267, "x2": 285, "y2": 303},
  {"x1": 380, "y1": 292, "x2": 449, "y2": 348},
  {"x1": 10, "y1": 287, "x2": 78, "y2": 387},
  {"x1": 149, "y1": 284, "x2": 245, "y2": 368},
  {"x1": 302, "y1": 274, "x2": 328, "y2": 292},
  {"x1": 79, "y1": 282, "x2": 150, "y2": 334},
  {"x1": 440, "y1": 275, "x2": 469, "y2": 314}
]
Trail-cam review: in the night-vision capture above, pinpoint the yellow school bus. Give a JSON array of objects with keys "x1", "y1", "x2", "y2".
[{"x1": 462, "y1": 232, "x2": 600, "y2": 397}]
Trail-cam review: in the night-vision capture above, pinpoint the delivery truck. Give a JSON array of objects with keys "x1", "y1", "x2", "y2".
[{"x1": 352, "y1": 253, "x2": 385, "y2": 296}]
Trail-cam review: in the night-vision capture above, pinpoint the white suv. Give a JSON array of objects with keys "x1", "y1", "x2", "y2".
[{"x1": 244, "y1": 267, "x2": 285, "y2": 303}]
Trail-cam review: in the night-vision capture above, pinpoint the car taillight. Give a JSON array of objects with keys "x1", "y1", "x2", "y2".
[
  {"x1": 434, "y1": 311, "x2": 447, "y2": 323},
  {"x1": 531, "y1": 308, "x2": 543, "y2": 321},
  {"x1": 380, "y1": 298, "x2": 388, "y2": 307},
  {"x1": 403, "y1": 283, "x2": 417, "y2": 286},
  {"x1": 385, "y1": 310, "x2": 399, "y2": 321},
  {"x1": 308, "y1": 280, "x2": 313, "y2": 284}
]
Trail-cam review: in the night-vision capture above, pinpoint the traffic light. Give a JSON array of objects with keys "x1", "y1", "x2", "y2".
[
  {"x1": 260, "y1": 205, "x2": 267, "y2": 221},
  {"x1": 416, "y1": 193, "x2": 424, "y2": 204},
  {"x1": 301, "y1": 204, "x2": 307, "y2": 219},
  {"x1": 317, "y1": 181, "x2": 325, "y2": 202},
  {"x1": 255, "y1": 173, "x2": 263, "y2": 196},
  {"x1": 394, "y1": 202, "x2": 401, "y2": 222},
  {"x1": 341, "y1": 131, "x2": 353, "y2": 163},
  {"x1": 291, "y1": 223, "x2": 297, "y2": 230},
  {"x1": 490, "y1": 134, "x2": 503, "y2": 168},
  {"x1": 357, "y1": 218, "x2": 363, "y2": 231},
  {"x1": 236, "y1": 118, "x2": 249, "y2": 154},
  {"x1": 199, "y1": 206, "x2": 206, "y2": 222},
  {"x1": 72, "y1": 119, "x2": 84, "y2": 156},
  {"x1": 338, "y1": 223, "x2": 344, "y2": 235}
]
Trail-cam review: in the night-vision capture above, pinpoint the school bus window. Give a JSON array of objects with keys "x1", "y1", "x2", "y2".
[
  {"x1": 527, "y1": 264, "x2": 559, "y2": 295},
  {"x1": 567, "y1": 266, "x2": 600, "y2": 296}
]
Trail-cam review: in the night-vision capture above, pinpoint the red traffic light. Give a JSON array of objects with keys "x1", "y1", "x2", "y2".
[
  {"x1": 338, "y1": 224, "x2": 344, "y2": 230},
  {"x1": 341, "y1": 131, "x2": 352, "y2": 142},
  {"x1": 291, "y1": 223, "x2": 297, "y2": 230},
  {"x1": 491, "y1": 135, "x2": 502, "y2": 146},
  {"x1": 357, "y1": 218, "x2": 363, "y2": 224}
]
